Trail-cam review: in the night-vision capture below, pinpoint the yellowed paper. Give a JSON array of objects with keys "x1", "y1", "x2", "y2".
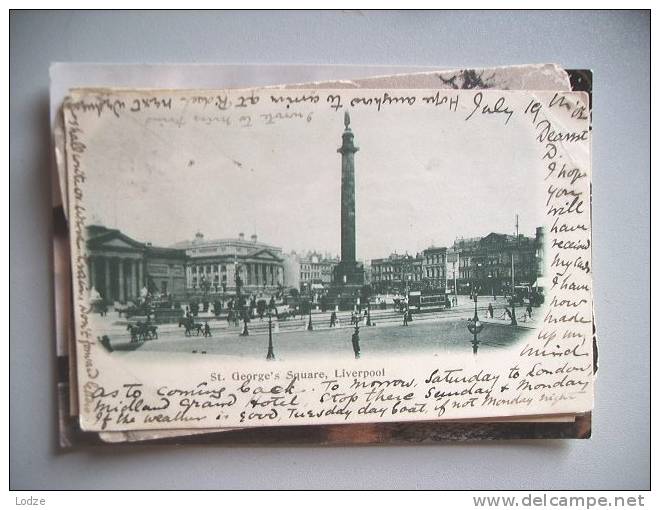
[
  {"x1": 63, "y1": 87, "x2": 593, "y2": 433},
  {"x1": 50, "y1": 63, "x2": 572, "y2": 426}
]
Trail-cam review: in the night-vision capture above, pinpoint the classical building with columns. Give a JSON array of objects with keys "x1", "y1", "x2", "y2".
[
  {"x1": 172, "y1": 232, "x2": 284, "y2": 298},
  {"x1": 86, "y1": 225, "x2": 186, "y2": 303},
  {"x1": 86, "y1": 226, "x2": 286, "y2": 303}
]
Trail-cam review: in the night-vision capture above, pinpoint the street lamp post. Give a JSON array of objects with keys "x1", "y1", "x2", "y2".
[
  {"x1": 510, "y1": 217, "x2": 519, "y2": 326},
  {"x1": 466, "y1": 293, "x2": 484, "y2": 355},
  {"x1": 476, "y1": 262, "x2": 483, "y2": 298},
  {"x1": 453, "y1": 261, "x2": 458, "y2": 306},
  {"x1": 307, "y1": 297, "x2": 313, "y2": 331},
  {"x1": 405, "y1": 275, "x2": 413, "y2": 322},
  {"x1": 509, "y1": 251, "x2": 518, "y2": 327},
  {"x1": 266, "y1": 310, "x2": 275, "y2": 360},
  {"x1": 509, "y1": 295, "x2": 518, "y2": 326}
]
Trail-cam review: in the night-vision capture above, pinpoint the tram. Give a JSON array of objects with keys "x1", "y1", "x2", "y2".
[{"x1": 407, "y1": 290, "x2": 449, "y2": 313}]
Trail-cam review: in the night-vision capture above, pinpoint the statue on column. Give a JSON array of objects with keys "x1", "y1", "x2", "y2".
[
  {"x1": 140, "y1": 285, "x2": 149, "y2": 304},
  {"x1": 88, "y1": 286, "x2": 104, "y2": 314},
  {"x1": 88, "y1": 286, "x2": 102, "y2": 303}
]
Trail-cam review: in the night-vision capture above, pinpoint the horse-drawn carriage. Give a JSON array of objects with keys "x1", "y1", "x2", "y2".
[
  {"x1": 178, "y1": 316, "x2": 204, "y2": 336},
  {"x1": 126, "y1": 321, "x2": 158, "y2": 343}
]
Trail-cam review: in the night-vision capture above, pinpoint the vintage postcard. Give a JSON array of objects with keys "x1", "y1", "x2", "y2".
[{"x1": 62, "y1": 86, "x2": 593, "y2": 432}]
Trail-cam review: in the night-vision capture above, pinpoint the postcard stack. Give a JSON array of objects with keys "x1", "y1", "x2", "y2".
[{"x1": 50, "y1": 64, "x2": 595, "y2": 446}]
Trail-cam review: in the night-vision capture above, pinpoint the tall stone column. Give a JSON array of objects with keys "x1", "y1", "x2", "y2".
[
  {"x1": 131, "y1": 259, "x2": 137, "y2": 300},
  {"x1": 118, "y1": 259, "x2": 125, "y2": 302},
  {"x1": 338, "y1": 111, "x2": 359, "y2": 265},
  {"x1": 135, "y1": 261, "x2": 141, "y2": 297},
  {"x1": 125, "y1": 261, "x2": 131, "y2": 300},
  {"x1": 137, "y1": 260, "x2": 144, "y2": 295},
  {"x1": 334, "y1": 111, "x2": 364, "y2": 287},
  {"x1": 89, "y1": 257, "x2": 96, "y2": 290},
  {"x1": 104, "y1": 257, "x2": 112, "y2": 301}
]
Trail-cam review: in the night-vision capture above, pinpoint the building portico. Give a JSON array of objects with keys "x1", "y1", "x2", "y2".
[{"x1": 86, "y1": 227, "x2": 148, "y2": 303}]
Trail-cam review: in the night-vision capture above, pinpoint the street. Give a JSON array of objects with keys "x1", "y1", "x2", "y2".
[
  {"x1": 116, "y1": 319, "x2": 529, "y2": 360},
  {"x1": 99, "y1": 295, "x2": 537, "y2": 359}
]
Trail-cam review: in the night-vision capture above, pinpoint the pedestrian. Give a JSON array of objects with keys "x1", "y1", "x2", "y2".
[
  {"x1": 488, "y1": 303, "x2": 494, "y2": 319},
  {"x1": 351, "y1": 324, "x2": 361, "y2": 359},
  {"x1": 99, "y1": 335, "x2": 113, "y2": 353},
  {"x1": 330, "y1": 311, "x2": 337, "y2": 328},
  {"x1": 204, "y1": 321, "x2": 211, "y2": 337},
  {"x1": 403, "y1": 310, "x2": 408, "y2": 326},
  {"x1": 526, "y1": 304, "x2": 533, "y2": 318}
]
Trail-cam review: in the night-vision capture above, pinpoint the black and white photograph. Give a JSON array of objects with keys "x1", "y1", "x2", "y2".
[
  {"x1": 9, "y1": 7, "x2": 652, "y2": 495},
  {"x1": 84, "y1": 105, "x2": 548, "y2": 361},
  {"x1": 62, "y1": 85, "x2": 593, "y2": 432}
]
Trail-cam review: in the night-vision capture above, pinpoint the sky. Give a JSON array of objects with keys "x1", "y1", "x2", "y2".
[{"x1": 79, "y1": 89, "x2": 544, "y2": 261}]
